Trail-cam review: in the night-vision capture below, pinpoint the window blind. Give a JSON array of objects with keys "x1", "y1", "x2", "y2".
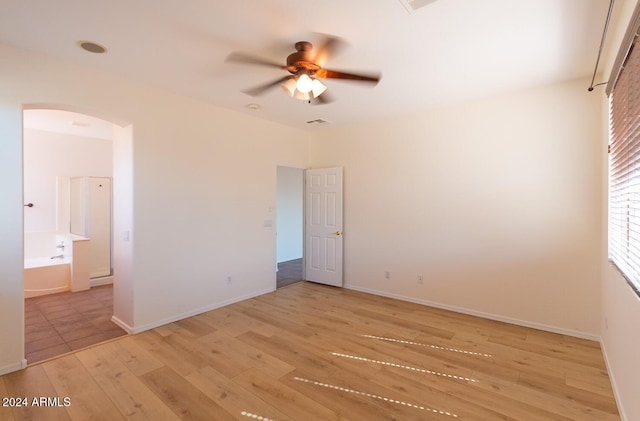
[{"x1": 609, "y1": 32, "x2": 640, "y2": 296}]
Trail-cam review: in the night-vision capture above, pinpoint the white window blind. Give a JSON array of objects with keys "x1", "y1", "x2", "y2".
[{"x1": 609, "y1": 33, "x2": 640, "y2": 297}]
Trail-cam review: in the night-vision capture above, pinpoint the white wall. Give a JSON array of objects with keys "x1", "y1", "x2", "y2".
[
  {"x1": 276, "y1": 166, "x2": 303, "y2": 263},
  {"x1": 129, "y1": 96, "x2": 310, "y2": 330},
  {"x1": 112, "y1": 125, "x2": 134, "y2": 329},
  {"x1": 0, "y1": 100, "x2": 26, "y2": 374},
  {"x1": 23, "y1": 128, "x2": 113, "y2": 234},
  {"x1": 0, "y1": 43, "x2": 310, "y2": 373},
  {"x1": 598, "y1": 1, "x2": 640, "y2": 419},
  {"x1": 601, "y1": 267, "x2": 640, "y2": 421},
  {"x1": 311, "y1": 77, "x2": 603, "y2": 337}
]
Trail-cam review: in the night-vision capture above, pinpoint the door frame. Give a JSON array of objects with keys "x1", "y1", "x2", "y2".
[
  {"x1": 22, "y1": 105, "x2": 134, "y2": 334},
  {"x1": 274, "y1": 165, "x2": 344, "y2": 288},
  {"x1": 275, "y1": 165, "x2": 306, "y2": 286}
]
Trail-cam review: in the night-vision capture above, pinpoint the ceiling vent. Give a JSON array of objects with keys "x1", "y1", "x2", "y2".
[
  {"x1": 78, "y1": 41, "x2": 107, "y2": 54},
  {"x1": 398, "y1": 0, "x2": 438, "y2": 14},
  {"x1": 306, "y1": 119, "x2": 329, "y2": 125}
]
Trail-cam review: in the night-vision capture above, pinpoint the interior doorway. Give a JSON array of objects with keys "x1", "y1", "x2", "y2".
[
  {"x1": 22, "y1": 108, "x2": 126, "y2": 363},
  {"x1": 276, "y1": 166, "x2": 304, "y2": 288}
]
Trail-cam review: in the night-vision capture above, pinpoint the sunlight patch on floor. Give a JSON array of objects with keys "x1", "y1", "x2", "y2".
[
  {"x1": 331, "y1": 352, "x2": 479, "y2": 383},
  {"x1": 240, "y1": 411, "x2": 274, "y2": 420},
  {"x1": 293, "y1": 376, "x2": 459, "y2": 417},
  {"x1": 362, "y1": 334, "x2": 492, "y2": 357}
]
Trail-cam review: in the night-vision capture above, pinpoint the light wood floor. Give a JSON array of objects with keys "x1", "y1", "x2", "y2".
[{"x1": 0, "y1": 282, "x2": 620, "y2": 420}]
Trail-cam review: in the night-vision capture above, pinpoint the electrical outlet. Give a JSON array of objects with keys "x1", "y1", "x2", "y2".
[
  {"x1": 417, "y1": 275, "x2": 424, "y2": 284},
  {"x1": 226, "y1": 275, "x2": 232, "y2": 284},
  {"x1": 385, "y1": 271, "x2": 391, "y2": 279}
]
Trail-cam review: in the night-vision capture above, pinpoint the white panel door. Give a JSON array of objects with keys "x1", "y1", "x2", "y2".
[
  {"x1": 69, "y1": 177, "x2": 86, "y2": 236},
  {"x1": 88, "y1": 177, "x2": 112, "y2": 278},
  {"x1": 305, "y1": 167, "x2": 343, "y2": 287}
]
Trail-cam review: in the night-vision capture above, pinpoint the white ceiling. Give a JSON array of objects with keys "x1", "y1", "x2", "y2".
[
  {"x1": 23, "y1": 109, "x2": 115, "y2": 140},
  {"x1": 0, "y1": 0, "x2": 609, "y2": 130}
]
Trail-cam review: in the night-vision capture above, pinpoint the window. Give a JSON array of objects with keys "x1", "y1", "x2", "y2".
[{"x1": 608, "y1": 6, "x2": 640, "y2": 297}]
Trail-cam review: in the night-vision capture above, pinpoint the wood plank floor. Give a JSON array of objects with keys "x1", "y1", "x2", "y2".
[
  {"x1": 0, "y1": 282, "x2": 620, "y2": 420},
  {"x1": 276, "y1": 258, "x2": 303, "y2": 289}
]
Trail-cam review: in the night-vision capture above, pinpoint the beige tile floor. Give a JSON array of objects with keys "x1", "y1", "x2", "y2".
[{"x1": 24, "y1": 284, "x2": 126, "y2": 364}]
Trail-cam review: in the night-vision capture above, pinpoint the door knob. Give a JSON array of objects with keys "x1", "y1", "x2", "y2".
[{"x1": 334, "y1": 231, "x2": 342, "y2": 236}]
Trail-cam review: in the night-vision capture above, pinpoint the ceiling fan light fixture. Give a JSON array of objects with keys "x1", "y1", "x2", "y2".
[
  {"x1": 311, "y1": 79, "x2": 327, "y2": 98},
  {"x1": 282, "y1": 78, "x2": 297, "y2": 97},
  {"x1": 294, "y1": 90, "x2": 312, "y2": 101},
  {"x1": 282, "y1": 76, "x2": 325, "y2": 101},
  {"x1": 296, "y1": 74, "x2": 313, "y2": 94}
]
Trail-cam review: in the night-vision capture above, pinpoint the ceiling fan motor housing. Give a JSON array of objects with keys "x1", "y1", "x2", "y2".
[{"x1": 286, "y1": 41, "x2": 320, "y2": 74}]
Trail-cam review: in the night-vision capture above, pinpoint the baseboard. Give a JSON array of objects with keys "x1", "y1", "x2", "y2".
[
  {"x1": 128, "y1": 287, "x2": 275, "y2": 334},
  {"x1": 344, "y1": 284, "x2": 600, "y2": 341},
  {"x1": 111, "y1": 315, "x2": 134, "y2": 334},
  {"x1": 600, "y1": 340, "x2": 628, "y2": 421},
  {"x1": 90, "y1": 276, "x2": 113, "y2": 288},
  {"x1": 0, "y1": 359, "x2": 28, "y2": 376}
]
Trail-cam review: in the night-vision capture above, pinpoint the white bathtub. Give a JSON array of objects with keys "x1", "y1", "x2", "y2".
[
  {"x1": 24, "y1": 232, "x2": 73, "y2": 298},
  {"x1": 24, "y1": 257, "x2": 71, "y2": 298}
]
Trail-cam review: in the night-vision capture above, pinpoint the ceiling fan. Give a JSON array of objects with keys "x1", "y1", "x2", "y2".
[{"x1": 226, "y1": 36, "x2": 381, "y2": 104}]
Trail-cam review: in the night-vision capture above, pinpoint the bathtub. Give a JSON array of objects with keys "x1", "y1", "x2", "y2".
[
  {"x1": 24, "y1": 257, "x2": 71, "y2": 298},
  {"x1": 24, "y1": 232, "x2": 89, "y2": 298}
]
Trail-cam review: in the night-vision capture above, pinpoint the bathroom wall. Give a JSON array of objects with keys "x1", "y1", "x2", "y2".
[{"x1": 23, "y1": 128, "x2": 113, "y2": 234}]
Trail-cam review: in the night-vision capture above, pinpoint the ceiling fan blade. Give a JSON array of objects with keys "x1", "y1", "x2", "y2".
[
  {"x1": 312, "y1": 34, "x2": 347, "y2": 67},
  {"x1": 226, "y1": 52, "x2": 286, "y2": 69},
  {"x1": 242, "y1": 76, "x2": 292, "y2": 96},
  {"x1": 316, "y1": 68, "x2": 381, "y2": 84}
]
